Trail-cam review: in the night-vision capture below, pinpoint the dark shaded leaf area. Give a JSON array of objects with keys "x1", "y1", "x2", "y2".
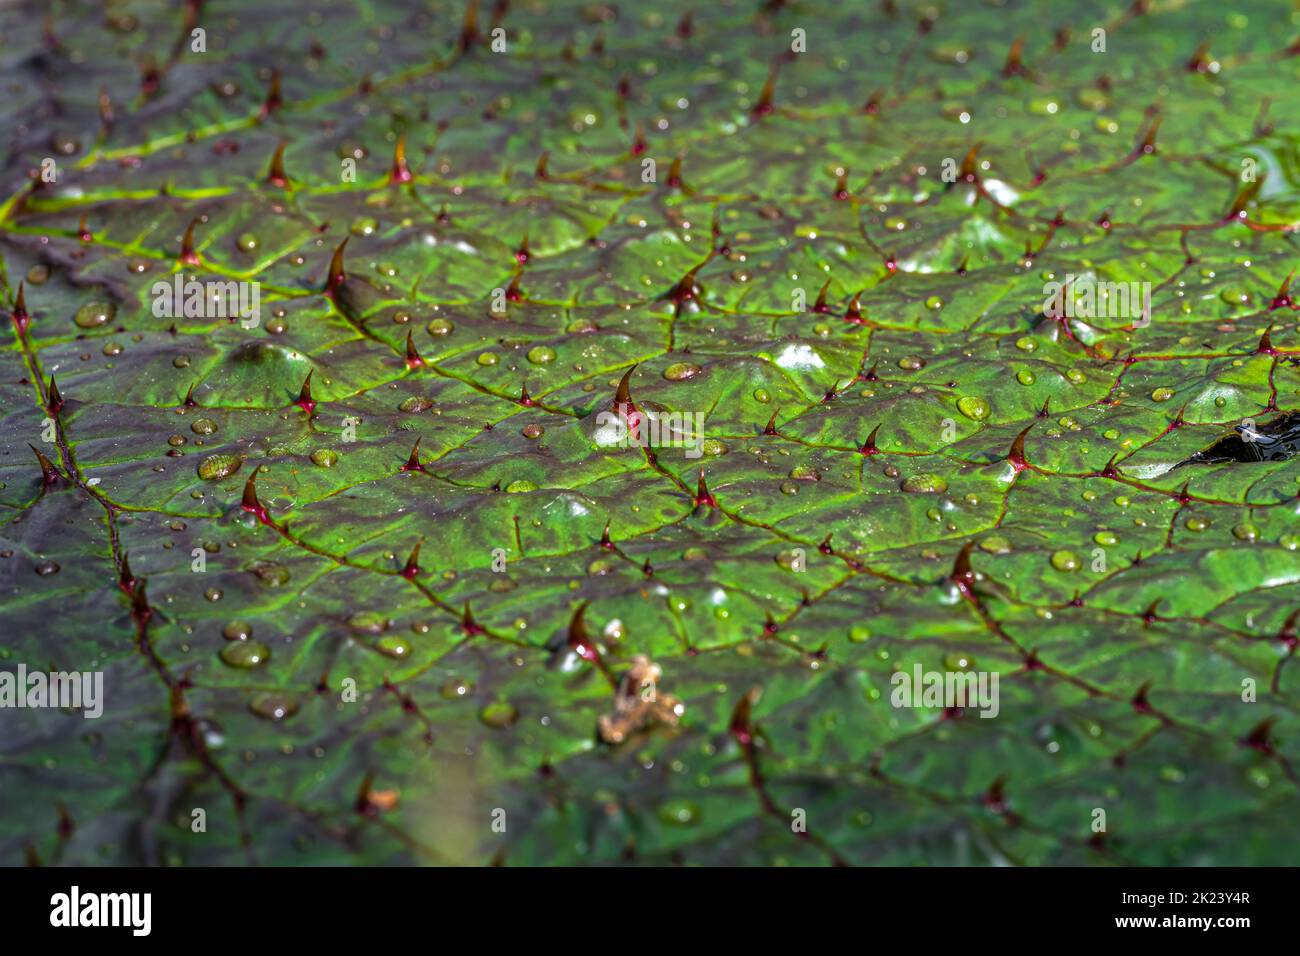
[{"x1": 2, "y1": 0, "x2": 1300, "y2": 867}]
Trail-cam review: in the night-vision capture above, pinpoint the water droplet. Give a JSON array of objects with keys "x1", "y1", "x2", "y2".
[
  {"x1": 1093, "y1": 531, "x2": 1118, "y2": 546},
  {"x1": 1184, "y1": 517, "x2": 1209, "y2": 532},
  {"x1": 1050, "y1": 550, "x2": 1080, "y2": 572},
  {"x1": 898, "y1": 356, "x2": 926, "y2": 371},
  {"x1": 1232, "y1": 523, "x2": 1258, "y2": 542},
  {"x1": 1150, "y1": 387, "x2": 1175, "y2": 402},
  {"x1": 223, "y1": 620, "x2": 253, "y2": 641},
  {"x1": 477, "y1": 352, "x2": 499, "y2": 366},
  {"x1": 505, "y1": 479, "x2": 537, "y2": 493},
  {"x1": 250, "y1": 561, "x2": 290, "y2": 587},
  {"x1": 901, "y1": 473, "x2": 948, "y2": 493},
  {"x1": 658, "y1": 799, "x2": 699, "y2": 825},
  {"x1": 426, "y1": 318, "x2": 454, "y2": 336},
  {"x1": 250, "y1": 692, "x2": 298, "y2": 721},
  {"x1": 376, "y1": 636, "x2": 411, "y2": 658},
  {"x1": 197, "y1": 454, "x2": 242, "y2": 481},
  {"x1": 943, "y1": 652, "x2": 975, "y2": 671},
  {"x1": 74, "y1": 302, "x2": 116, "y2": 328},
  {"x1": 310, "y1": 449, "x2": 338, "y2": 468},
  {"x1": 1016, "y1": 369, "x2": 1036, "y2": 386},
  {"x1": 220, "y1": 640, "x2": 270, "y2": 668},
  {"x1": 479, "y1": 701, "x2": 519, "y2": 728},
  {"x1": 980, "y1": 535, "x2": 1011, "y2": 554},
  {"x1": 191, "y1": 418, "x2": 218, "y2": 435},
  {"x1": 956, "y1": 396, "x2": 990, "y2": 421},
  {"x1": 34, "y1": 560, "x2": 60, "y2": 576},
  {"x1": 1015, "y1": 337, "x2": 1037, "y2": 352},
  {"x1": 527, "y1": 346, "x2": 556, "y2": 365},
  {"x1": 236, "y1": 233, "x2": 259, "y2": 253},
  {"x1": 440, "y1": 678, "x2": 474, "y2": 699},
  {"x1": 753, "y1": 388, "x2": 771, "y2": 403},
  {"x1": 347, "y1": 611, "x2": 388, "y2": 634},
  {"x1": 663, "y1": 362, "x2": 703, "y2": 381}
]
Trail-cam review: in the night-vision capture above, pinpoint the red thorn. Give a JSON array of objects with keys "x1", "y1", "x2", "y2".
[
  {"x1": 1227, "y1": 178, "x2": 1262, "y2": 221},
  {"x1": 752, "y1": 64, "x2": 778, "y2": 117},
  {"x1": 1243, "y1": 717, "x2": 1276, "y2": 754},
  {"x1": 401, "y1": 437, "x2": 426, "y2": 473},
  {"x1": 534, "y1": 151, "x2": 550, "y2": 179},
  {"x1": 832, "y1": 168, "x2": 850, "y2": 200},
  {"x1": 77, "y1": 215, "x2": 92, "y2": 242},
  {"x1": 600, "y1": 521, "x2": 614, "y2": 549},
  {"x1": 728, "y1": 687, "x2": 760, "y2": 747},
  {"x1": 404, "y1": 331, "x2": 426, "y2": 369},
  {"x1": 259, "y1": 68, "x2": 282, "y2": 118},
  {"x1": 567, "y1": 602, "x2": 600, "y2": 663},
  {"x1": 1133, "y1": 113, "x2": 1161, "y2": 156},
  {"x1": 1269, "y1": 270, "x2": 1295, "y2": 311},
  {"x1": 859, "y1": 424, "x2": 881, "y2": 455},
  {"x1": 950, "y1": 541, "x2": 976, "y2": 596},
  {"x1": 1008, "y1": 424, "x2": 1033, "y2": 470},
  {"x1": 668, "y1": 265, "x2": 701, "y2": 305},
  {"x1": 763, "y1": 409, "x2": 780, "y2": 436},
  {"x1": 401, "y1": 541, "x2": 421, "y2": 579},
  {"x1": 459, "y1": 0, "x2": 481, "y2": 51},
  {"x1": 666, "y1": 153, "x2": 684, "y2": 189},
  {"x1": 29, "y1": 444, "x2": 60, "y2": 486},
  {"x1": 959, "y1": 144, "x2": 982, "y2": 183},
  {"x1": 293, "y1": 369, "x2": 315, "y2": 414},
  {"x1": 812, "y1": 279, "x2": 833, "y2": 314},
  {"x1": 461, "y1": 601, "x2": 485, "y2": 636},
  {"x1": 183, "y1": 382, "x2": 198, "y2": 407},
  {"x1": 10, "y1": 282, "x2": 29, "y2": 334},
  {"x1": 1037, "y1": 397, "x2": 1051, "y2": 418},
  {"x1": 694, "y1": 469, "x2": 716, "y2": 508},
  {"x1": 514, "y1": 233, "x2": 530, "y2": 265},
  {"x1": 1132, "y1": 681, "x2": 1154, "y2": 713},
  {"x1": 844, "y1": 289, "x2": 865, "y2": 324},
  {"x1": 982, "y1": 776, "x2": 1009, "y2": 814},
  {"x1": 389, "y1": 133, "x2": 413, "y2": 184},
  {"x1": 1142, "y1": 601, "x2": 1161, "y2": 626},
  {"x1": 1185, "y1": 39, "x2": 1212, "y2": 73},
  {"x1": 178, "y1": 218, "x2": 201, "y2": 265},
  {"x1": 1001, "y1": 37, "x2": 1025, "y2": 77},
  {"x1": 505, "y1": 273, "x2": 524, "y2": 301},
  {"x1": 1257, "y1": 325, "x2": 1277, "y2": 355},
  {"x1": 818, "y1": 533, "x2": 833, "y2": 555},
  {"x1": 240, "y1": 471, "x2": 272, "y2": 525},
  {"x1": 325, "y1": 238, "x2": 348, "y2": 295},
  {"x1": 518, "y1": 382, "x2": 536, "y2": 406},
  {"x1": 630, "y1": 123, "x2": 648, "y2": 156},
  {"x1": 46, "y1": 375, "x2": 63, "y2": 415},
  {"x1": 614, "y1": 365, "x2": 638, "y2": 408},
  {"x1": 266, "y1": 140, "x2": 290, "y2": 187}
]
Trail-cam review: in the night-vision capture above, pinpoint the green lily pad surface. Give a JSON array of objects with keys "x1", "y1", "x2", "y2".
[{"x1": 2, "y1": 1, "x2": 1299, "y2": 866}]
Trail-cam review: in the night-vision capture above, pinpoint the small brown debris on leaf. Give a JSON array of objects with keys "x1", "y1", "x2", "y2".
[{"x1": 597, "y1": 655, "x2": 684, "y2": 744}]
